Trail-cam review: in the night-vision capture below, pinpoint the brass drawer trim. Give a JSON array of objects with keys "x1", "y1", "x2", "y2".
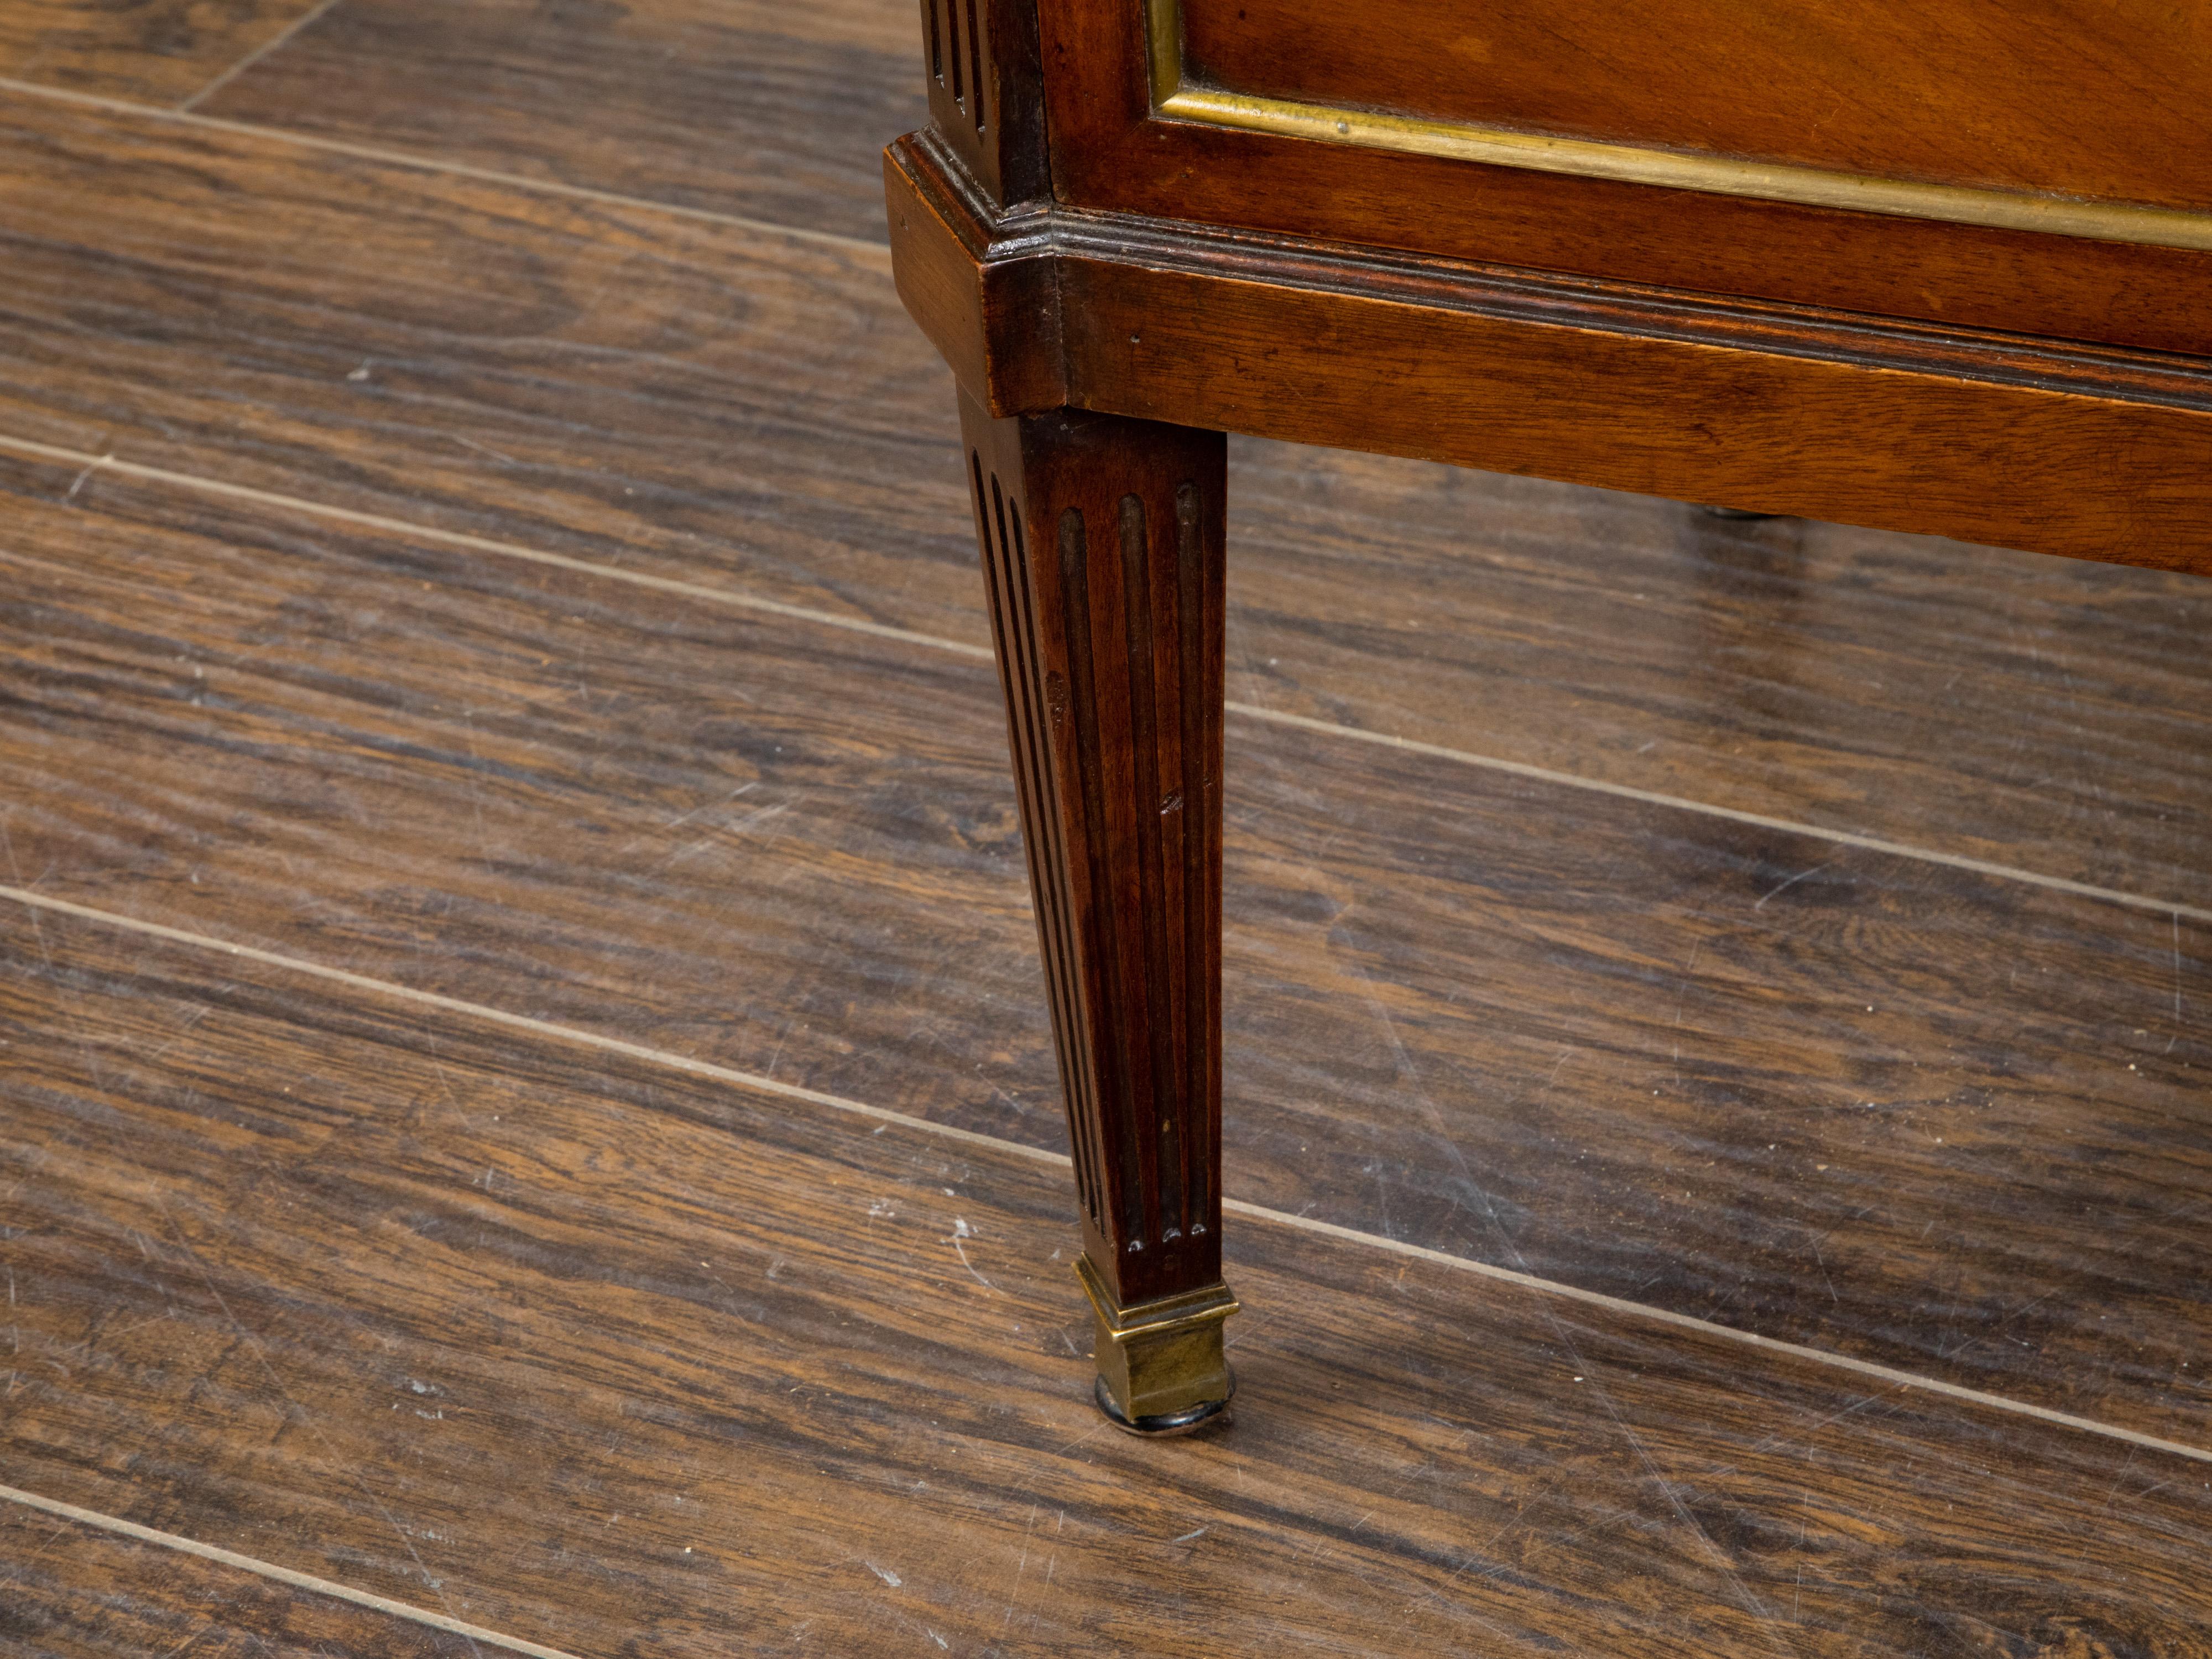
[{"x1": 1144, "y1": 0, "x2": 2212, "y2": 253}]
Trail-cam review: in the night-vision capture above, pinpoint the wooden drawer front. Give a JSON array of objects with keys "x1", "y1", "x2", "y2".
[
  {"x1": 1035, "y1": 0, "x2": 2212, "y2": 354},
  {"x1": 1172, "y1": 0, "x2": 2212, "y2": 228}
]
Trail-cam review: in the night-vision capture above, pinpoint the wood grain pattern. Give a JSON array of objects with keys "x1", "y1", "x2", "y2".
[
  {"x1": 5, "y1": 453, "x2": 2208, "y2": 1449},
  {"x1": 193, "y1": 0, "x2": 931, "y2": 242},
  {"x1": 6, "y1": 908, "x2": 2211, "y2": 1655},
  {"x1": 0, "y1": 451, "x2": 1031, "y2": 1135},
  {"x1": 1053, "y1": 241, "x2": 2212, "y2": 572},
  {"x1": 0, "y1": 93, "x2": 987, "y2": 649},
  {"x1": 0, "y1": 1506, "x2": 470, "y2": 1658},
  {"x1": 1221, "y1": 444, "x2": 2212, "y2": 913},
  {"x1": 1036, "y1": 0, "x2": 2212, "y2": 358},
  {"x1": 5, "y1": 92, "x2": 2208, "y2": 911},
  {"x1": 1181, "y1": 0, "x2": 2212, "y2": 211},
  {"x1": 0, "y1": 0, "x2": 326, "y2": 106},
  {"x1": 887, "y1": 137, "x2": 2212, "y2": 573},
  {"x1": 961, "y1": 395, "x2": 1230, "y2": 1310}
]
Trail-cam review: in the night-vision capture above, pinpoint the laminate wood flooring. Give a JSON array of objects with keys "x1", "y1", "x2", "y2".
[
  {"x1": 6, "y1": 450, "x2": 2206, "y2": 1451},
  {"x1": 7, "y1": 908, "x2": 2210, "y2": 1655},
  {"x1": 3, "y1": 2, "x2": 2211, "y2": 1651},
  {"x1": 0, "y1": 0, "x2": 326, "y2": 105},
  {"x1": 195, "y1": 0, "x2": 931, "y2": 244},
  {"x1": 0, "y1": 96, "x2": 975, "y2": 645},
  {"x1": 0, "y1": 1503, "x2": 473, "y2": 1658}
]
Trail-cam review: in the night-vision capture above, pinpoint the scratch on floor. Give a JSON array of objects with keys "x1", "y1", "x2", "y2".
[
  {"x1": 64, "y1": 452, "x2": 116, "y2": 501},
  {"x1": 149, "y1": 1191, "x2": 489, "y2": 1659},
  {"x1": 2174, "y1": 911, "x2": 2185, "y2": 1025},
  {"x1": 945, "y1": 1217, "x2": 995, "y2": 1292},
  {"x1": 724, "y1": 801, "x2": 794, "y2": 843},
  {"x1": 1754, "y1": 859, "x2": 1836, "y2": 911},
  {"x1": 1343, "y1": 945, "x2": 1799, "y2": 1648},
  {"x1": 1001, "y1": 1503, "x2": 1038, "y2": 1632}
]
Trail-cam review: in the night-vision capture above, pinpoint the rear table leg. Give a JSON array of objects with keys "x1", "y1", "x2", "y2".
[{"x1": 957, "y1": 391, "x2": 1237, "y2": 1433}]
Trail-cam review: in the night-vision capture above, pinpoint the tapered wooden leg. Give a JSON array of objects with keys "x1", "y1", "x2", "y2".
[{"x1": 958, "y1": 392, "x2": 1235, "y2": 1433}]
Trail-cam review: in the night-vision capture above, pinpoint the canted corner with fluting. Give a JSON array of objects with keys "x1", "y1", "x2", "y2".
[
  {"x1": 884, "y1": 128, "x2": 2212, "y2": 572},
  {"x1": 915, "y1": 0, "x2": 1048, "y2": 208},
  {"x1": 883, "y1": 132, "x2": 1064, "y2": 418}
]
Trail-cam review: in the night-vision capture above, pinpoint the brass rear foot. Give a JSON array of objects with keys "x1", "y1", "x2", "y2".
[{"x1": 1075, "y1": 1254, "x2": 1237, "y2": 1433}]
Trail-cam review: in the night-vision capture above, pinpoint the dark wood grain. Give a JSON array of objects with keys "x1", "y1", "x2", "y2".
[
  {"x1": 957, "y1": 389, "x2": 1244, "y2": 1425},
  {"x1": 0, "y1": 451, "x2": 1033, "y2": 1137},
  {"x1": 194, "y1": 0, "x2": 931, "y2": 242},
  {"x1": 5, "y1": 452, "x2": 2208, "y2": 1449},
  {"x1": 6, "y1": 907, "x2": 2211, "y2": 1655},
  {"x1": 1221, "y1": 442, "x2": 2212, "y2": 914},
  {"x1": 1052, "y1": 237, "x2": 2212, "y2": 569},
  {"x1": 959, "y1": 395, "x2": 1231, "y2": 1319},
  {"x1": 5, "y1": 93, "x2": 2210, "y2": 911},
  {"x1": 0, "y1": 1506, "x2": 471, "y2": 1658},
  {"x1": 0, "y1": 0, "x2": 325, "y2": 106},
  {"x1": 0, "y1": 92, "x2": 988, "y2": 649}
]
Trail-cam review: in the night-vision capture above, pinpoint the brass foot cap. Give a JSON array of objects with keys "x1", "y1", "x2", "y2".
[
  {"x1": 1075, "y1": 1254, "x2": 1238, "y2": 1429},
  {"x1": 1094, "y1": 1373, "x2": 1234, "y2": 1437}
]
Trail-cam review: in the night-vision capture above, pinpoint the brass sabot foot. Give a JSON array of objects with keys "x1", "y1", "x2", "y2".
[{"x1": 1074, "y1": 1253, "x2": 1237, "y2": 1435}]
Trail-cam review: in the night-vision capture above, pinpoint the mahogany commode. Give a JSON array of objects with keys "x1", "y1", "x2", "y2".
[{"x1": 884, "y1": 0, "x2": 2212, "y2": 1431}]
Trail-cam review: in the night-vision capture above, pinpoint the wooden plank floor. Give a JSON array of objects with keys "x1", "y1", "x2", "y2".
[
  {"x1": 0, "y1": 0, "x2": 325, "y2": 105},
  {"x1": 5, "y1": 448, "x2": 2208, "y2": 1446},
  {"x1": 8, "y1": 910, "x2": 2211, "y2": 1655},
  {"x1": 2, "y1": 0, "x2": 2209, "y2": 1650},
  {"x1": 1, "y1": 1502, "x2": 470, "y2": 1658},
  {"x1": 194, "y1": 0, "x2": 931, "y2": 243}
]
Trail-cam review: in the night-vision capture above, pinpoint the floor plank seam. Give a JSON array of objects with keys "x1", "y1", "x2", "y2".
[
  {"x1": 0, "y1": 77, "x2": 892, "y2": 261},
  {"x1": 7, "y1": 881, "x2": 2208, "y2": 1469},
  {"x1": 176, "y1": 0, "x2": 350, "y2": 113},
  {"x1": 1222, "y1": 704, "x2": 2212, "y2": 927},
  {"x1": 7, "y1": 431, "x2": 2205, "y2": 930},
  {"x1": 0, "y1": 435, "x2": 992, "y2": 662},
  {"x1": 0, "y1": 1481, "x2": 584, "y2": 1659}
]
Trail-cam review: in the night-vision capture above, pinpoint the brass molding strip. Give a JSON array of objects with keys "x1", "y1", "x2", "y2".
[
  {"x1": 1141, "y1": 0, "x2": 2212, "y2": 253},
  {"x1": 1074, "y1": 1254, "x2": 1239, "y2": 1339}
]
